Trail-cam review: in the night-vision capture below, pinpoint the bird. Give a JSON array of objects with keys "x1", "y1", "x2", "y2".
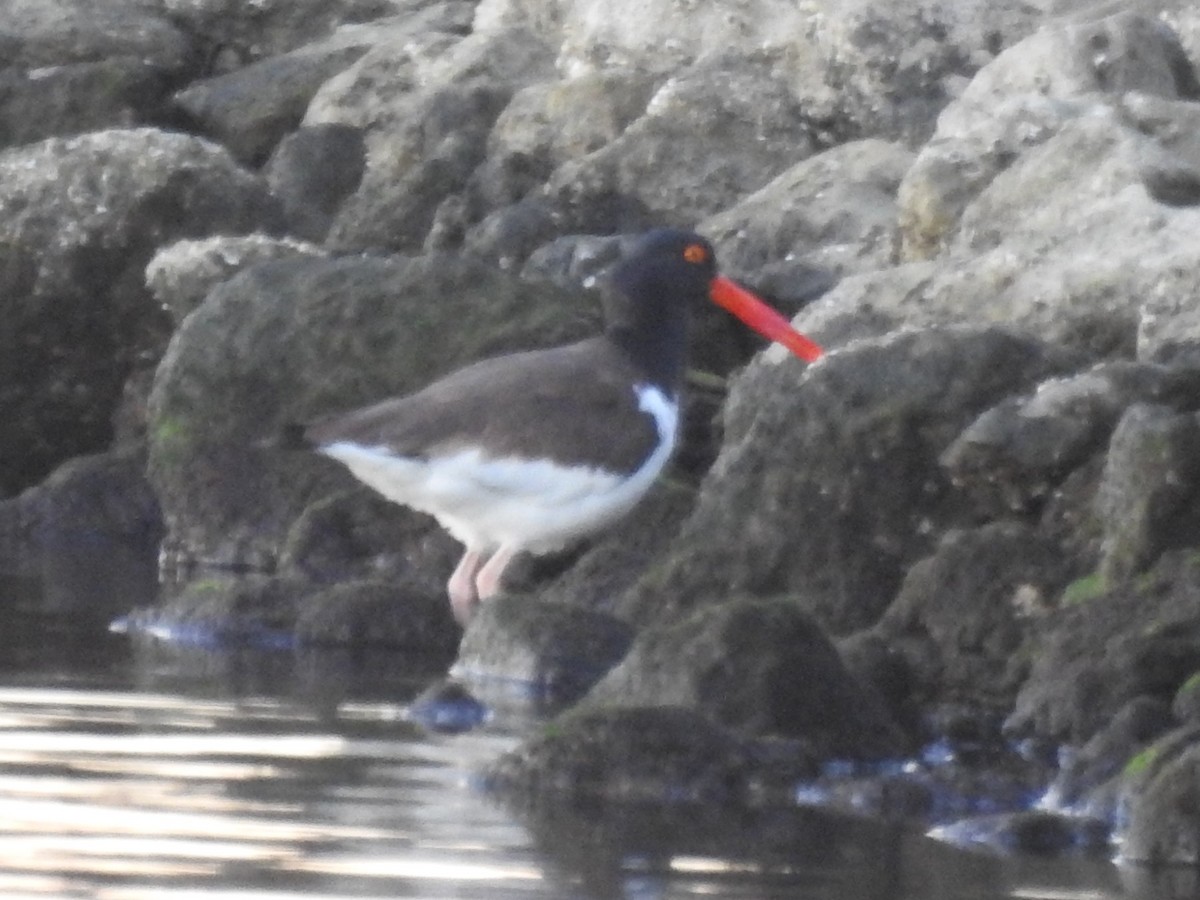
[{"x1": 303, "y1": 229, "x2": 823, "y2": 625}]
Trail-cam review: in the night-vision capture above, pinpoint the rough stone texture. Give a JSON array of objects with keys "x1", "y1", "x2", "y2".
[
  {"x1": 172, "y1": 43, "x2": 370, "y2": 166},
  {"x1": 319, "y1": 27, "x2": 557, "y2": 253},
  {"x1": 899, "y1": 10, "x2": 1197, "y2": 260},
  {"x1": 585, "y1": 598, "x2": 904, "y2": 757},
  {"x1": 147, "y1": 254, "x2": 598, "y2": 569},
  {"x1": 146, "y1": 234, "x2": 327, "y2": 326},
  {"x1": 619, "y1": 327, "x2": 1073, "y2": 634},
  {"x1": 1008, "y1": 551, "x2": 1200, "y2": 744},
  {"x1": 1095, "y1": 404, "x2": 1200, "y2": 584},
  {"x1": 1120, "y1": 730, "x2": 1200, "y2": 864},
  {"x1": 700, "y1": 139, "x2": 913, "y2": 281},
  {"x1": 0, "y1": 449, "x2": 162, "y2": 618},
  {"x1": 264, "y1": 124, "x2": 367, "y2": 242},
  {"x1": 1045, "y1": 695, "x2": 1174, "y2": 813},
  {"x1": 941, "y1": 362, "x2": 1200, "y2": 517},
  {"x1": 453, "y1": 594, "x2": 634, "y2": 705},
  {"x1": 0, "y1": 128, "x2": 280, "y2": 498},
  {"x1": 293, "y1": 578, "x2": 460, "y2": 652},
  {"x1": 873, "y1": 521, "x2": 1079, "y2": 711}
]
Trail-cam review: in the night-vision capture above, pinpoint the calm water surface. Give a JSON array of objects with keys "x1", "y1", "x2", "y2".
[{"x1": 0, "y1": 573, "x2": 1192, "y2": 900}]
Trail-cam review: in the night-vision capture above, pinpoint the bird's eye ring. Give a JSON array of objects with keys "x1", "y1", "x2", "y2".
[{"x1": 682, "y1": 243, "x2": 708, "y2": 264}]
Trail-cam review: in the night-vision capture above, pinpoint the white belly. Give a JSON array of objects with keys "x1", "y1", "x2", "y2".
[{"x1": 318, "y1": 385, "x2": 678, "y2": 553}]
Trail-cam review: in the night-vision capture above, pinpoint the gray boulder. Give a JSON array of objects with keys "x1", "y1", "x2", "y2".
[
  {"x1": 585, "y1": 598, "x2": 905, "y2": 758},
  {"x1": 0, "y1": 128, "x2": 279, "y2": 497},
  {"x1": 619, "y1": 327, "x2": 1072, "y2": 634}
]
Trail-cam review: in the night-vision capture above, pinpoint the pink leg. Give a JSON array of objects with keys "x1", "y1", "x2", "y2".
[
  {"x1": 475, "y1": 544, "x2": 518, "y2": 602},
  {"x1": 447, "y1": 549, "x2": 485, "y2": 626}
]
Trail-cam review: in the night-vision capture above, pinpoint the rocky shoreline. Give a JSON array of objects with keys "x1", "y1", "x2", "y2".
[{"x1": 5, "y1": 0, "x2": 1200, "y2": 865}]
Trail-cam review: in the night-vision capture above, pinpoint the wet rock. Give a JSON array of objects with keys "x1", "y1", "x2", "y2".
[
  {"x1": 1008, "y1": 550, "x2": 1200, "y2": 744},
  {"x1": 484, "y1": 705, "x2": 768, "y2": 804},
  {"x1": 873, "y1": 521, "x2": 1078, "y2": 710},
  {"x1": 930, "y1": 809, "x2": 1110, "y2": 856},
  {"x1": 700, "y1": 139, "x2": 914, "y2": 281},
  {"x1": 1120, "y1": 728, "x2": 1200, "y2": 864},
  {"x1": 279, "y1": 487, "x2": 459, "y2": 589},
  {"x1": 293, "y1": 578, "x2": 460, "y2": 653},
  {"x1": 620, "y1": 327, "x2": 1072, "y2": 634},
  {"x1": 264, "y1": 124, "x2": 367, "y2": 242},
  {"x1": 408, "y1": 679, "x2": 491, "y2": 733},
  {"x1": 0, "y1": 449, "x2": 162, "y2": 618},
  {"x1": 585, "y1": 598, "x2": 905, "y2": 758},
  {"x1": 1096, "y1": 404, "x2": 1200, "y2": 584},
  {"x1": 453, "y1": 594, "x2": 634, "y2": 705},
  {"x1": 147, "y1": 253, "x2": 597, "y2": 569},
  {"x1": 146, "y1": 234, "x2": 327, "y2": 326},
  {"x1": 0, "y1": 128, "x2": 280, "y2": 497},
  {"x1": 1047, "y1": 695, "x2": 1174, "y2": 814}
]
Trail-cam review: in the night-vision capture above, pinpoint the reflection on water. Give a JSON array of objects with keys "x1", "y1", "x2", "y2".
[{"x1": 0, "y1": 577, "x2": 1192, "y2": 899}]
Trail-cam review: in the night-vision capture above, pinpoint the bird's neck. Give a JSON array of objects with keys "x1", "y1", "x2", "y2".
[{"x1": 607, "y1": 311, "x2": 689, "y2": 395}]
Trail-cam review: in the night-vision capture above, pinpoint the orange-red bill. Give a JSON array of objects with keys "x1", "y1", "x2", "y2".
[{"x1": 709, "y1": 275, "x2": 823, "y2": 363}]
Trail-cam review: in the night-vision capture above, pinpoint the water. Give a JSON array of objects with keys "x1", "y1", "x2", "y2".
[{"x1": 0, "y1": 575, "x2": 1193, "y2": 899}]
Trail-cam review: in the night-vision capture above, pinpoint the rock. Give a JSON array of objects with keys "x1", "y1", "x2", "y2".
[
  {"x1": 146, "y1": 234, "x2": 327, "y2": 326},
  {"x1": 541, "y1": 57, "x2": 820, "y2": 232},
  {"x1": 1046, "y1": 695, "x2": 1174, "y2": 814},
  {"x1": 810, "y1": 109, "x2": 1200, "y2": 362},
  {"x1": 1173, "y1": 671, "x2": 1200, "y2": 724},
  {"x1": 873, "y1": 521, "x2": 1078, "y2": 710},
  {"x1": 408, "y1": 679, "x2": 491, "y2": 733},
  {"x1": 147, "y1": 253, "x2": 597, "y2": 569},
  {"x1": 293, "y1": 578, "x2": 460, "y2": 652},
  {"x1": 619, "y1": 327, "x2": 1072, "y2": 634},
  {"x1": 700, "y1": 139, "x2": 914, "y2": 281},
  {"x1": 0, "y1": 59, "x2": 175, "y2": 149},
  {"x1": 0, "y1": 128, "x2": 280, "y2": 498},
  {"x1": 264, "y1": 124, "x2": 367, "y2": 242},
  {"x1": 1120, "y1": 729, "x2": 1200, "y2": 864},
  {"x1": 0, "y1": 0, "x2": 193, "y2": 71},
  {"x1": 321, "y1": 27, "x2": 557, "y2": 253},
  {"x1": 538, "y1": 0, "x2": 1043, "y2": 143},
  {"x1": 584, "y1": 598, "x2": 905, "y2": 758},
  {"x1": 1122, "y1": 92, "x2": 1200, "y2": 207},
  {"x1": 1095, "y1": 404, "x2": 1200, "y2": 584},
  {"x1": 483, "y1": 705, "x2": 769, "y2": 804},
  {"x1": 453, "y1": 594, "x2": 634, "y2": 705},
  {"x1": 162, "y1": 0, "x2": 424, "y2": 67},
  {"x1": 899, "y1": 11, "x2": 1196, "y2": 259},
  {"x1": 172, "y1": 43, "x2": 370, "y2": 165},
  {"x1": 0, "y1": 449, "x2": 162, "y2": 618},
  {"x1": 1008, "y1": 550, "x2": 1200, "y2": 744},
  {"x1": 941, "y1": 362, "x2": 1200, "y2": 516},
  {"x1": 279, "y1": 487, "x2": 460, "y2": 589}
]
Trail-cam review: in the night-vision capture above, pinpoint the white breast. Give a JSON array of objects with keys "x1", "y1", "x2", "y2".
[{"x1": 318, "y1": 384, "x2": 679, "y2": 554}]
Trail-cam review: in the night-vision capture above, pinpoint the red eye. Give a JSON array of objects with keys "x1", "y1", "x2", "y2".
[{"x1": 683, "y1": 243, "x2": 708, "y2": 264}]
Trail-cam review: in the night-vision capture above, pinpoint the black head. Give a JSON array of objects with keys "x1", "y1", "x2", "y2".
[
  {"x1": 603, "y1": 228, "x2": 719, "y2": 391},
  {"x1": 610, "y1": 228, "x2": 718, "y2": 308}
]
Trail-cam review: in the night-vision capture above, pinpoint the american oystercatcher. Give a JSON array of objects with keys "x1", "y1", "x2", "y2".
[{"x1": 305, "y1": 229, "x2": 822, "y2": 624}]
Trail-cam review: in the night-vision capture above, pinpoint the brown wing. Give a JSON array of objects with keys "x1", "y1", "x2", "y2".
[{"x1": 306, "y1": 338, "x2": 665, "y2": 473}]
